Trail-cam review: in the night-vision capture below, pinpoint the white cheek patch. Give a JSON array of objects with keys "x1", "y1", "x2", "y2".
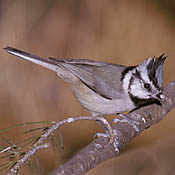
[
  {"x1": 124, "y1": 57, "x2": 163, "y2": 101},
  {"x1": 130, "y1": 84, "x2": 147, "y2": 99}
]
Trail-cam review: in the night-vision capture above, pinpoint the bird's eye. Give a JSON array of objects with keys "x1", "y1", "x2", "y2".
[{"x1": 144, "y1": 83, "x2": 151, "y2": 90}]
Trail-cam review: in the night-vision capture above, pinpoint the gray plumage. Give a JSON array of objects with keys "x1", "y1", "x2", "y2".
[{"x1": 4, "y1": 46, "x2": 166, "y2": 116}]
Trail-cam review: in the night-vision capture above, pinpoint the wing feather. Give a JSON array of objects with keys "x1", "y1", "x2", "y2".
[
  {"x1": 93, "y1": 64, "x2": 126, "y2": 99},
  {"x1": 49, "y1": 58, "x2": 126, "y2": 99}
]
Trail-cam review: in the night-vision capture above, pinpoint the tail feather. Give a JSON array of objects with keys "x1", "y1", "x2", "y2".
[{"x1": 4, "y1": 46, "x2": 59, "y2": 72}]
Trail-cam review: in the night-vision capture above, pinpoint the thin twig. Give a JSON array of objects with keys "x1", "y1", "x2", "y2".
[
  {"x1": 7, "y1": 143, "x2": 49, "y2": 175},
  {"x1": 7, "y1": 116, "x2": 112, "y2": 174}
]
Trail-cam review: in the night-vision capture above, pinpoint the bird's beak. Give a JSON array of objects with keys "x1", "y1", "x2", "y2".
[{"x1": 153, "y1": 92, "x2": 165, "y2": 106}]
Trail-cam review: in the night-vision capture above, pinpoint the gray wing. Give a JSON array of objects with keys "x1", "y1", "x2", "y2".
[
  {"x1": 93, "y1": 64, "x2": 126, "y2": 99},
  {"x1": 49, "y1": 58, "x2": 126, "y2": 99}
]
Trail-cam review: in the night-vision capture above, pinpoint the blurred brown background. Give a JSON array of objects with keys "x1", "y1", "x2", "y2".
[{"x1": 0, "y1": 0, "x2": 175, "y2": 174}]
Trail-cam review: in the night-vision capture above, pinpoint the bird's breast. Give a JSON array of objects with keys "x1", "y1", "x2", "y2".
[{"x1": 71, "y1": 81, "x2": 134, "y2": 115}]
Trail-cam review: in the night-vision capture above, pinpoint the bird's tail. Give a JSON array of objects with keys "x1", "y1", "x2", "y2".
[{"x1": 4, "y1": 46, "x2": 59, "y2": 72}]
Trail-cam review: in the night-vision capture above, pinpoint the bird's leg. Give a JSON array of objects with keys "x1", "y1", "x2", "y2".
[
  {"x1": 96, "y1": 120, "x2": 108, "y2": 132},
  {"x1": 94, "y1": 120, "x2": 110, "y2": 139},
  {"x1": 92, "y1": 114, "x2": 119, "y2": 152},
  {"x1": 113, "y1": 113, "x2": 140, "y2": 132}
]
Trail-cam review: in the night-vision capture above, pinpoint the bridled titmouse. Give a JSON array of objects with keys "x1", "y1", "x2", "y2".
[{"x1": 4, "y1": 46, "x2": 166, "y2": 148}]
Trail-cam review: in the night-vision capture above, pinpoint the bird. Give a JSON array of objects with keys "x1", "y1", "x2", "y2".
[{"x1": 4, "y1": 46, "x2": 167, "y2": 149}]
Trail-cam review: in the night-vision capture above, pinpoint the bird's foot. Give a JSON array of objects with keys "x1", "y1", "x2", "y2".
[
  {"x1": 113, "y1": 113, "x2": 140, "y2": 133},
  {"x1": 94, "y1": 120, "x2": 119, "y2": 153}
]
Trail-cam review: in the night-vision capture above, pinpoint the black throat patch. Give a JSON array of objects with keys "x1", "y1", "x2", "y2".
[{"x1": 129, "y1": 93, "x2": 161, "y2": 112}]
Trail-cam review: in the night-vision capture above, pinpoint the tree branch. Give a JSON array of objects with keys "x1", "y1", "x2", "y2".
[
  {"x1": 50, "y1": 81, "x2": 175, "y2": 175},
  {"x1": 7, "y1": 116, "x2": 114, "y2": 174}
]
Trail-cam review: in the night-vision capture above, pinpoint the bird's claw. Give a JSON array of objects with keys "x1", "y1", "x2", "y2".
[
  {"x1": 113, "y1": 113, "x2": 140, "y2": 133},
  {"x1": 94, "y1": 131, "x2": 119, "y2": 153}
]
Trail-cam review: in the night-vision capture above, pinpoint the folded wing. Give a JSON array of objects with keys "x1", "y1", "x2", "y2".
[{"x1": 49, "y1": 58, "x2": 126, "y2": 99}]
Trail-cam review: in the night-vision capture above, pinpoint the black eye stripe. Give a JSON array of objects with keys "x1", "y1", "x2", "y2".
[
  {"x1": 130, "y1": 74, "x2": 152, "y2": 92},
  {"x1": 128, "y1": 76, "x2": 134, "y2": 90},
  {"x1": 133, "y1": 69, "x2": 141, "y2": 79}
]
